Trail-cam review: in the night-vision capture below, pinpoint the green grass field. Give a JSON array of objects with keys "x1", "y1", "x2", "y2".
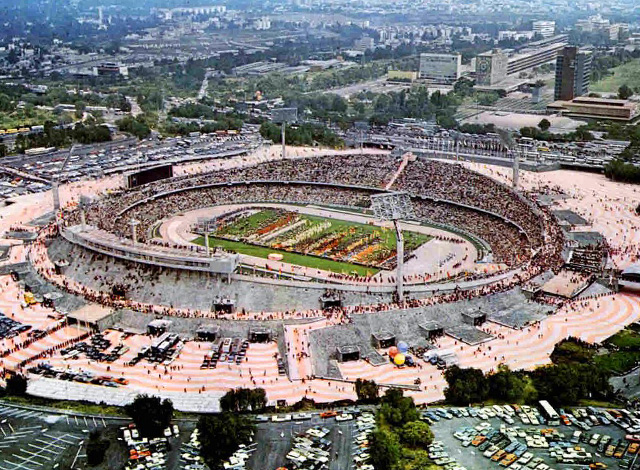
[
  {"x1": 591, "y1": 59, "x2": 640, "y2": 93},
  {"x1": 193, "y1": 236, "x2": 380, "y2": 276},
  {"x1": 194, "y1": 210, "x2": 433, "y2": 276}
]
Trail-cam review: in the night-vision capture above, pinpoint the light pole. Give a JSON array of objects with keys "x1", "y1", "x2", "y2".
[
  {"x1": 370, "y1": 192, "x2": 414, "y2": 300},
  {"x1": 497, "y1": 129, "x2": 520, "y2": 191},
  {"x1": 355, "y1": 121, "x2": 369, "y2": 155},
  {"x1": 272, "y1": 108, "x2": 298, "y2": 160},
  {"x1": 52, "y1": 144, "x2": 78, "y2": 213}
]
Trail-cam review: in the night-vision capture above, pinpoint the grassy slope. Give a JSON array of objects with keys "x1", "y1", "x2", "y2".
[{"x1": 591, "y1": 59, "x2": 640, "y2": 93}]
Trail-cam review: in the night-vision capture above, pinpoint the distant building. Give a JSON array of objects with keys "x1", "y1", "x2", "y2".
[
  {"x1": 554, "y1": 46, "x2": 592, "y2": 101},
  {"x1": 353, "y1": 36, "x2": 375, "y2": 52},
  {"x1": 418, "y1": 53, "x2": 461, "y2": 84},
  {"x1": 548, "y1": 96, "x2": 638, "y2": 122},
  {"x1": 93, "y1": 62, "x2": 128, "y2": 77},
  {"x1": 475, "y1": 50, "x2": 508, "y2": 86},
  {"x1": 533, "y1": 20, "x2": 556, "y2": 38},
  {"x1": 498, "y1": 31, "x2": 535, "y2": 41},
  {"x1": 506, "y1": 34, "x2": 569, "y2": 76},
  {"x1": 253, "y1": 17, "x2": 271, "y2": 30}
]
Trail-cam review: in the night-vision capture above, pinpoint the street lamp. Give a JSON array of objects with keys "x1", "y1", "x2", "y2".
[{"x1": 370, "y1": 192, "x2": 414, "y2": 300}]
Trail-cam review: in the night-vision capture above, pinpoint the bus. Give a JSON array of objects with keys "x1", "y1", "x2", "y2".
[{"x1": 539, "y1": 400, "x2": 560, "y2": 425}]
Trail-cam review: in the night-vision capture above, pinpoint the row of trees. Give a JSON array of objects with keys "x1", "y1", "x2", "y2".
[
  {"x1": 519, "y1": 123, "x2": 595, "y2": 142},
  {"x1": 259, "y1": 121, "x2": 344, "y2": 148},
  {"x1": 604, "y1": 158, "x2": 640, "y2": 184},
  {"x1": 162, "y1": 116, "x2": 243, "y2": 137},
  {"x1": 11, "y1": 121, "x2": 111, "y2": 153},
  {"x1": 444, "y1": 337, "x2": 613, "y2": 406}
]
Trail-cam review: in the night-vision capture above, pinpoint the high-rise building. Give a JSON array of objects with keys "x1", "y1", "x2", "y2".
[
  {"x1": 554, "y1": 46, "x2": 592, "y2": 101},
  {"x1": 353, "y1": 36, "x2": 375, "y2": 52},
  {"x1": 475, "y1": 50, "x2": 508, "y2": 86},
  {"x1": 418, "y1": 53, "x2": 461, "y2": 84},
  {"x1": 533, "y1": 20, "x2": 556, "y2": 38}
]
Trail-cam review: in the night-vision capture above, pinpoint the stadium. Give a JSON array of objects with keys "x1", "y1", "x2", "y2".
[{"x1": 0, "y1": 145, "x2": 637, "y2": 411}]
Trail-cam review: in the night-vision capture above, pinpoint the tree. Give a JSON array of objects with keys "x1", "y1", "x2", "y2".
[
  {"x1": 487, "y1": 365, "x2": 532, "y2": 402},
  {"x1": 369, "y1": 428, "x2": 401, "y2": 470},
  {"x1": 116, "y1": 116, "x2": 151, "y2": 140},
  {"x1": 220, "y1": 388, "x2": 267, "y2": 413},
  {"x1": 538, "y1": 118, "x2": 551, "y2": 131},
  {"x1": 379, "y1": 388, "x2": 419, "y2": 426},
  {"x1": 400, "y1": 420, "x2": 434, "y2": 448},
  {"x1": 355, "y1": 379, "x2": 379, "y2": 404},
  {"x1": 124, "y1": 394, "x2": 173, "y2": 437},
  {"x1": 5, "y1": 374, "x2": 27, "y2": 396},
  {"x1": 443, "y1": 366, "x2": 489, "y2": 405},
  {"x1": 198, "y1": 413, "x2": 255, "y2": 469},
  {"x1": 85, "y1": 430, "x2": 110, "y2": 466},
  {"x1": 619, "y1": 84, "x2": 634, "y2": 100}
]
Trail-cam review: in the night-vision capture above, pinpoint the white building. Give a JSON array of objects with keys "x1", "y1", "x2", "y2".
[
  {"x1": 254, "y1": 17, "x2": 271, "y2": 30},
  {"x1": 353, "y1": 36, "x2": 375, "y2": 52},
  {"x1": 533, "y1": 20, "x2": 556, "y2": 38},
  {"x1": 418, "y1": 53, "x2": 461, "y2": 84}
]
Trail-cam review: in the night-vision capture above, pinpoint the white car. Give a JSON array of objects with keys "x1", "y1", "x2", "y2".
[
  {"x1": 336, "y1": 413, "x2": 353, "y2": 422},
  {"x1": 271, "y1": 414, "x2": 292, "y2": 422}
]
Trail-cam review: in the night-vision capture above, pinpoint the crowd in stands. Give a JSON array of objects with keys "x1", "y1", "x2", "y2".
[{"x1": 59, "y1": 153, "x2": 564, "y2": 288}]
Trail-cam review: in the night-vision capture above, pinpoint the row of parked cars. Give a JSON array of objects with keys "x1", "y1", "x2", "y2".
[
  {"x1": 0, "y1": 312, "x2": 31, "y2": 339},
  {"x1": 181, "y1": 427, "x2": 207, "y2": 470},
  {"x1": 60, "y1": 333, "x2": 129, "y2": 362},
  {"x1": 122, "y1": 423, "x2": 177, "y2": 470},
  {"x1": 353, "y1": 412, "x2": 375, "y2": 470},
  {"x1": 428, "y1": 440, "x2": 468, "y2": 470},
  {"x1": 27, "y1": 363, "x2": 128, "y2": 386},
  {"x1": 201, "y1": 337, "x2": 250, "y2": 369},
  {"x1": 286, "y1": 426, "x2": 332, "y2": 470}
]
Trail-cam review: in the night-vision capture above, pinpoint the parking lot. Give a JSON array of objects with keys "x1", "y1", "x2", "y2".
[
  {"x1": 244, "y1": 410, "x2": 372, "y2": 470},
  {"x1": 0, "y1": 404, "x2": 89, "y2": 470},
  {"x1": 430, "y1": 405, "x2": 636, "y2": 470}
]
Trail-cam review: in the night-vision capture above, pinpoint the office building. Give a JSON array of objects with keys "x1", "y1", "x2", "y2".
[
  {"x1": 419, "y1": 53, "x2": 461, "y2": 84},
  {"x1": 475, "y1": 50, "x2": 508, "y2": 85},
  {"x1": 533, "y1": 20, "x2": 556, "y2": 38},
  {"x1": 506, "y1": 34, "x2": 569, "y2": 75},
  {"x1": 554, "y1": 46, "x2": 592, "y2": 101}
]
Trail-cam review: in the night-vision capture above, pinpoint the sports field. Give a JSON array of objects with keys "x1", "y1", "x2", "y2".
[
  {"x1": 591, "y1": 59, "x2": 640, "y2": 93},
  {"x1": 191, "y1": 208, "x2": 432, "y2": 276}
]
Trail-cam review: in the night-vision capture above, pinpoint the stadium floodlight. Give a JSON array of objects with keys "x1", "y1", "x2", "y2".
[
  {"x1": 271, "y1": 107, "x2": 298, "y2": 159},
  {"x1": 370, "y1": 192, "x2": 414, "y2": 299},
  {"x1": 497, "y1": 129, "x2": 519, "y2": 191},
  {"x1": 52, "y1": 144, "x2": 78, "y2": 214},
  {"x1": 197, "y1": 217, "x2": 218, "y2": 256},
  {"x1": 354, "y1": 121, "x2": 369, "y2": 155}
]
